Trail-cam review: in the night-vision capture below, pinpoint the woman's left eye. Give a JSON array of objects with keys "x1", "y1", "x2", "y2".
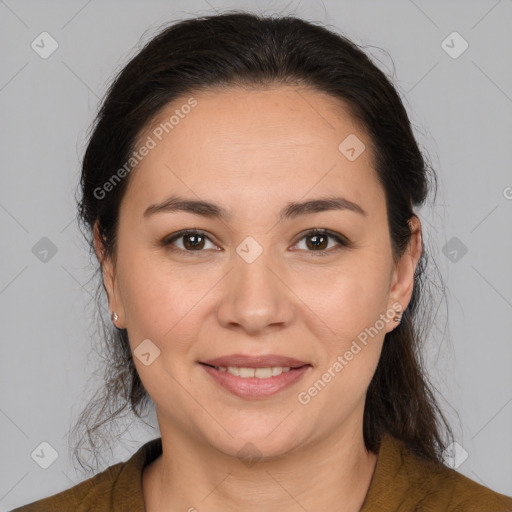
[
  {"x1": 162, "y1": 228, "x2": 349, "y2": 256},
  {"x1": 292, "y1": 229, "x2": 349, "y2": 255}
]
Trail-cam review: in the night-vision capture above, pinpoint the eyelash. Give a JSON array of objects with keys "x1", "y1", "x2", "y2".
[{"x1": 161, "y1": 228, "x2": 350, "y2": 257}]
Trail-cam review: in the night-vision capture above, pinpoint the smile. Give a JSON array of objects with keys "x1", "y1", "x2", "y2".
[
  {"x1": 199, "y1": 362, "x2": 311, "y2": 399},
  {"x1": 213, "y1": 366, "x2": 292, "y2": 378}
]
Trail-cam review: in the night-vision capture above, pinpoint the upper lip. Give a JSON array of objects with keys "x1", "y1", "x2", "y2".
[{"x1": 200, "y1": 354, "x2": 310, "y2": 369}]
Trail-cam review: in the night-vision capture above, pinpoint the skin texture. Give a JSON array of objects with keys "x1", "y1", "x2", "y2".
[{"x1": 94, "y1": 85, "x2": 422, "y2": 512}]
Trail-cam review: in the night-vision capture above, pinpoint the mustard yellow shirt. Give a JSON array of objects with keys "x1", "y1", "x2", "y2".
[{"x1": 12, "y1": 433, "x2": 512, "y2": 511}]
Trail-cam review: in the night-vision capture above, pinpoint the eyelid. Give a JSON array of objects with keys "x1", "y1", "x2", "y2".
[
  {"x1": 291, "y1": 228, "x2": 350, "y2": 254},
  {"x1": 162, "y1": 228, "x2": 219, "y2": 252},
  {"x1": 162, "y1": 228, "x2": 350, "y2": 254}
]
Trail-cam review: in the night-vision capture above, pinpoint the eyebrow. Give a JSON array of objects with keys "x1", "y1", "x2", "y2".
[{"x1": 143, "y1": 194, "x2": 367, "y2": 221}]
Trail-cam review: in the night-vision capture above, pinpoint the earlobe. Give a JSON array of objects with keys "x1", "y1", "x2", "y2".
[{"x1": 93, "y1": 221, "x2": 125, "y2": 328}]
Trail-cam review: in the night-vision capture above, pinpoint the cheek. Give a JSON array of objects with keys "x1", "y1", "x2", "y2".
[
  {"x1": 310, "y1": 338, "x2": 383, "y2": 418},
  {"x1": 294, "y1": 253, "x2": 392, "y2": 342},
  {"x1": 297, "y1": 273, "x2": 387, "y2": 415},
  {"x1": 290, "y1": 251, "x2": 391, "y2": 408},
  {"x1": 116, "y1": 248, "x2": 194, "y2": 352}
]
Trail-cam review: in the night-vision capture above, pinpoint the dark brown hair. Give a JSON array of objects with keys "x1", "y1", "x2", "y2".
[{"x1": 71, "y1": 10, "x2": 454, "y2": 474}]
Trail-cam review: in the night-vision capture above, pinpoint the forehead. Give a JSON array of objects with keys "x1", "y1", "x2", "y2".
[
  {"x1": 123, "y1": 85, "x2": 383, "y2": 217},
  {"x1": 138, "y1": 85, "x2": 366, "y2": 152}
]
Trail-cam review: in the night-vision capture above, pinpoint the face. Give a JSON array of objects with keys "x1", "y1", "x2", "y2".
[{"x1": 95, "y1": 85, "x2": 421, "y2": 459}]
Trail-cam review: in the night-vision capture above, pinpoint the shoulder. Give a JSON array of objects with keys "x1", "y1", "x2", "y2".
[
  {"x1": 440, "y1": 471, "x2": 512, "y2": 511},
  {"x1": 397, "y1": 436, "x2": 512, "y2": 511},
  {"x1": 10, "y1": 462, "x2": 125, "y2": 511},
  {"x1": 10, "y1": 437, "x2": 161, "y2": 511},
  {"x1": 363, "y1": 433, "x2": 512, "y2": 511}
]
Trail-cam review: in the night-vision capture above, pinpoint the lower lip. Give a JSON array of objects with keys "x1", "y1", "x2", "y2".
[{"x1": 200, "y1": 363, "x2": 311, "y2": 399}]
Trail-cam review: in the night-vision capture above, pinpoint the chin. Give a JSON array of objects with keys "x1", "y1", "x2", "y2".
[{"x1": 202, "y1": 421, "x2": 307, "y2": 462}]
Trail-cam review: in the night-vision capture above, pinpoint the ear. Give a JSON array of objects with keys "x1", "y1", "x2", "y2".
[
  {"x1": 93, "y1": 220, "x2": 125, "y2": 328},
  {"x1": 385, "y1": 215, "x2": 423, "y2": 330}
]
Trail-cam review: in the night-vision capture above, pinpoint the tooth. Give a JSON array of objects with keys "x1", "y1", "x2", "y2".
[
  {"x1": 255, "y1": 367, "x2": 272, "y2": 378},
  {"x1": 238, "y1": 367, "x2": 256, "y2": 378},
  {"x1": 221, "y1": 366, "x2": 295, "y2": 378}
]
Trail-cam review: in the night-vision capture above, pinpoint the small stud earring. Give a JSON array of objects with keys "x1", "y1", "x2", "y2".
[
  {"x1": 111, "y1": 312, "x2": 119, "y2": 323},
  {"x1": 393, "y1": 314, "x2": 402, "y2": 323}
]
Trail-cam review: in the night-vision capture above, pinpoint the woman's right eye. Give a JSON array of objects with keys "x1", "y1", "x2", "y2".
[{"x1": 162, "y1": 230, "x2": 219, "y2": 253}]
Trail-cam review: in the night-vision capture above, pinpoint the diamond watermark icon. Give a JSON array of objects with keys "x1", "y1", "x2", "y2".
[
  {"x1": 236, "y1": 236, "x2": 263, "y2": 264},
  {"x1": 31, "y1": 32, "x2": 59, "y2": 59},
  {"x1": 338, "y1": 134, "x2": 365, "y2": 161},
  {"x1": 31, "y1": 441, "x2": 59, "y2": 469},
  {"x1": 134, "y1": 338, "x2": 161, "y2": 366},
  {"x1": 441, "y1": 31, "x2": 468, "y2": 59},
  {"x1": 442, "y1": 236, "x2": 468, "y2": 263},
  {"x1": 442, "y1": 441, "x2": 469, "y2": 469},
  {"x1": 32, "y1": 237, "x2": 58, "y2": 263},
  {"x1": 236, "y1": 441, "x2": 263, "y2": 468}
]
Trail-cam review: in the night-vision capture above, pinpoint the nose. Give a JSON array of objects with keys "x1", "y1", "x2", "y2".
[{"x1": 215, "y1": 249, "x2": 295, "y2": 336}]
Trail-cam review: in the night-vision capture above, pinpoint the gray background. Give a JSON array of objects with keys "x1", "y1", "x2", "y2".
[{"x1": 1, "y1": 0, "x2": 511, "y2": 508}]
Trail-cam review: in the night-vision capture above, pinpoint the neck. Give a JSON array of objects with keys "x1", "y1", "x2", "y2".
[{"x1": 143, "y1": 413, "x2": 378, "y2": 512}]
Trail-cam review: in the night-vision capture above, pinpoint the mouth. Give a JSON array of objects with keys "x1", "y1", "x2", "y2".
[
  {"x1": 198, "y1": 361, "x2": 312, "y2": 399},
  {"x1": 199, "y1": 353, "x2": 310, "y2": 369},
  {"x1": 200, "y1": 362, "x2": 309, "y2": 377}
]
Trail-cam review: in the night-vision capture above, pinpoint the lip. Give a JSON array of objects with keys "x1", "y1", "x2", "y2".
[
  {"x1": 200, "y1": 363, "x2": 311, "y2": 399},
  {"x1": 200, "y1": 353, "x2": 309, "y2": 369}
]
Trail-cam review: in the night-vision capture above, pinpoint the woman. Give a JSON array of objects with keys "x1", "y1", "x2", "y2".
[{"x1": 13, "y1": 11, "x2": 512, "y2": 512}]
